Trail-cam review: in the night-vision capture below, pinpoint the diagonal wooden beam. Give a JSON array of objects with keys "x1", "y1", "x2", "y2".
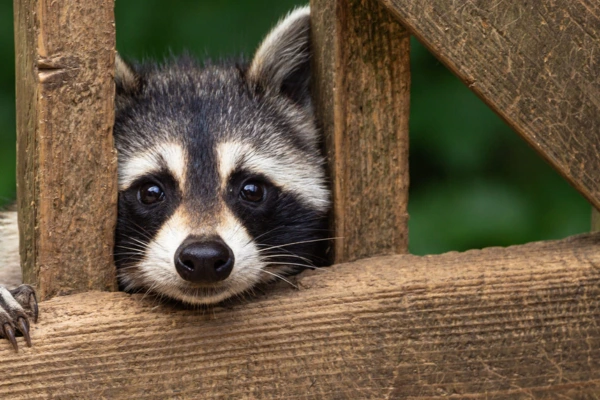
[
  {"x1": 1, "y1": 233, "x2": 600, "y2": 398},
  {"x1": 379, "y1": 0, "x2": 600, "y2": 210}
]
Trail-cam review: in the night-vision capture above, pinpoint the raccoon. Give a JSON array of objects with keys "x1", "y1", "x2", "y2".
[{"x1": 0, "y1": 6, "x2": 330, "y2": 351}]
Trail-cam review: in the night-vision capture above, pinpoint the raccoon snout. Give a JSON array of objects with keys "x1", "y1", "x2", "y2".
[{"x1": 174, "y1": 237, "x2": 235, "y2": 283}]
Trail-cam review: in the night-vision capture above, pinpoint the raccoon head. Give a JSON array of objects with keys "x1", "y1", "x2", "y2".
[{"x1": 112, "y1": 7, "x2": 330, "y2": 305}]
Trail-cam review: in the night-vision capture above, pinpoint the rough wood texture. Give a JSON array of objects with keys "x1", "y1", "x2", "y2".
[
  {"x1": 2, "y1": 233, "x2": 599, "y2": 398},
  {"x1": 311, "y1": 0, "x2": 411, "y2": 263},
  {"x1": 379, "y1": 0, "x2": 600, "y2": 211},
  {"x1": 14, "y1": 0, "x2": 118, "y2": 299}
]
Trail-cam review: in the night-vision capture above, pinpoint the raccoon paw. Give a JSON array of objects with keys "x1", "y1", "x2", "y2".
[{"x1": 0, "y1": 285, "x2": 38, "y2": 352}]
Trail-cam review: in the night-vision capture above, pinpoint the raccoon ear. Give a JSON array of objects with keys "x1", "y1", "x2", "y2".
[
  {"x1": 115, "y1": 53, "x2": 141, "y2": 94},
  {"x1": 248, "y1": 6, "x2": 312, "y2": 107}
]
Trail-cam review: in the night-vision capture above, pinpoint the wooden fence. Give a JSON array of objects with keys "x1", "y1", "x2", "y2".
[{"x1": 4, "y1": 0, "x2": 600, "y2": 397}]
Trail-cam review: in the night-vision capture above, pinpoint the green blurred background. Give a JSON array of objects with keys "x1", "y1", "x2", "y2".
[{"x1": 0, "y1": 1, "x2": 590, "y2": 255}]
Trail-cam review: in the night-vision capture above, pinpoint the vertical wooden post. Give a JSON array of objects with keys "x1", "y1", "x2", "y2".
[
  {"x1": 14, "y1": 0, "x2": 118, "y2": 299},
  {"x1": 311, "y1": 0, "x2": 411, "y2": 263},
  {"x1": 593, "y1": 208, "x2": 600, "y2": 232}
]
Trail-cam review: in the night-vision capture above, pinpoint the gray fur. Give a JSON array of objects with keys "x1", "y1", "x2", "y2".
[
  {"x1": 0, "y1": 212, "x2": 21, "y2": 289},
  {"x1": 248, "y1": 6, "x2": 313, "y2": 113},
  {"x1": 0, "y1": 6, "x2": 330, "y2": 306},
  {"x1": 113, "y1": 5, "x2": 329, "y2": 305}
]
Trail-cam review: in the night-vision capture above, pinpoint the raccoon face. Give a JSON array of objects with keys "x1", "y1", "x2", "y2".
[{"x1": 112, "y1": 7, "x2": 330, "y2": 305}]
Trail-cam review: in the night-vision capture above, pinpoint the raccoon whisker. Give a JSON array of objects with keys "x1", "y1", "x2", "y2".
[
  {"x1": 117, "y1": 263, "x2": 149, "y2": 276},
  {"x1": 258, "y1": 248, "x2": 315, "y2": 264},
  {"x1": 148, "y1": 287, "x2": 171, "y2": 309},
  {"x1": 128, "y1": 220, "x2": 159, "y2": 242},
  {"x1": 121, "y1": 236, "x2": 152, "y2": 250},
  {"x1": 234, "y1": 289, "x2": 252, "y2": 305},
  {"x1": 125, "y1": 222, "x2": 169, "y2": 254},
  {"x1": 122, "y1": 226, "x2": 152, "y2": 243},
  {"x1": 264, "y1": 261, "x2": 327, "y2": 271},
  {"x1": 122, "y1": 242, "x2": 156, "y2": 257},
  {"x1": 115, "y1": 243, "x2": 148, "y2": 251},
  {"x1": 254, "y1": 225, "x2": 330, "y2": 241},
  {"x1": 141, "y1": 273, "x2": 176, "y2": 305},
  {"x1": 115, "y1": 244, "x2": 148, "y2": 253},
  {"x1": 282, "y1": 250, "x2": 329, "y2": 265},
  {"x1": 140, "y1": 284, "x2": 157, "y2": 303},
  {"x1": 115, "y1": 258, "x2": 141, "y2": 266},
  {"x1": 256, "y1": 237, "x2": 342, "y2": 253},
  {"x1": 113, "y1": 252, "x2": 144, "y2": 259},
  {"x1": 152, "y1": 288, "x2": 171, "y2": 307},
  {"x1": 245, "y1": 251, "x2": 319, "y2": 270},
  {"x1": 239, "y1": 212, "x2": 329, "y2": 248},
  {"x1": 258, "y1": 254, "x2": 327, "y2": 271},
  {"x1": 114, "y1": 247, "x2": 150, "y2": 262},
  {"x1": 114, "y1": 253, "x2": 145, "y2": 263},
  {"x1": 244, "y1": 225, "x2": 287, "y2": 247},
  {"x1": 246, "y1": 267, "x2": 298, "y2": 289},
  {"x1": 261, "y1": 257, "x2": 320, "y2": 271},
  {"x1": 259, "y1": 254, "x2": 318, "y2": 267},
  {"x1": 116, "y1": 241, "x2": 146, "y2": 249},
  {"x1": 260, "y1": 253, "x2": 310, "y2": 261}
]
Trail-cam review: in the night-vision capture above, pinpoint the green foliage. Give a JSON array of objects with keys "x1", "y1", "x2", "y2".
[
  {"x1": 0, "y1": 3, "x2": 16, "y2": 205},
  {"x1": 0, "y1": 1, "x2": 589, "y2": 254},
  {"x1": 408, "y1": 38, "x2": 589, "y2": 254}
]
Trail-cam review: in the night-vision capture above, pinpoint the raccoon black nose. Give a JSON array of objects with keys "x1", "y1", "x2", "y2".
[{"x1": 175, "y1": 238, "x2": 235, "y2": 283}]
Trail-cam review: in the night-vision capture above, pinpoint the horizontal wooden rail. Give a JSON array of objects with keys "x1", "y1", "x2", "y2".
[
  {"x1": 2, "y1": 233, "x2": 599, "y2": 398},
  {"x1": 379, "y1": 0, "x2": 600, "y2": 210}
]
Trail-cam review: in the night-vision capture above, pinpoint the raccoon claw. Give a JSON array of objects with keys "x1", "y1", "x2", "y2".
[
  {"x1": 17, "y1": 317, "x2": 32, "y2": 347},
  {"x1": 2, "y1": 323, "x2": 18, "y2": 351},
  {"x1": 0, "y1": 285, "x2": 38, "y2": 352}
]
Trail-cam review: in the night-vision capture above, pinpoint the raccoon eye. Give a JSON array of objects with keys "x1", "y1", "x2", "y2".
[
  {"x1": 138, "y1": 183, "x2": 165, "y2": 205},
  {"x1": 239, "y1": 180, "x2": 266, "y2": 203}
]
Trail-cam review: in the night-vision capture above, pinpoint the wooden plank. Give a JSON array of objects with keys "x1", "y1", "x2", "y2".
[
  {"x1": 378, "y1": 0, "x2": 600, "y2": 211},
  {"x1": 2, "y1": 233, "x2": 599, "y2": 398},
  {"x1": 311, "y1": 0, "x2": 411, "y2": 263},
  {"x1": 14, "y1": 0, "x2": 118, "y2": 299}
]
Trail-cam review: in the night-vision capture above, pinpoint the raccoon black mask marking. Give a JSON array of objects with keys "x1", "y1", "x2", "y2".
[{"x1": 112, "y1": 6, "x2": 330, "y2": 305}]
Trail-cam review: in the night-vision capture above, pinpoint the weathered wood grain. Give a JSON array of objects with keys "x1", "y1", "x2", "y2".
[
  {"x1": 378, "y1": 0, "x2": 600, "y2": 211},
  {"x1": 14, "y1": 0, "x2": 118, "y2": 299},
  {"x1": 311, "y1": 0, "x2": 411, "y2": 263},
  {"x1": 2, "y1": 233, "x2": 599, "y2": 398}
]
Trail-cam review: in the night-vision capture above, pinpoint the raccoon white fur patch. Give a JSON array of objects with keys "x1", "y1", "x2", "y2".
[
  {"x1": 216, "y1": 141, "x2": 329, "y2": 212},
  {"x1": 112, "y1": 6, "x2": 331, "y2": 305},
  {"x1": 119, "y1": 142, "x2": 188, "y2": 191},
  {"x1": 120, "y1": 206, "x2": 264, "y2": 304},
  {"x1": 0, "y1": 212, "x2": 21, "y2": 289}
]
